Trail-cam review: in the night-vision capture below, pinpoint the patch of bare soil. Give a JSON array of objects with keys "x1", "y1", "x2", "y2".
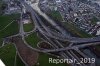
[{"x1": 12, "y1": 36, "x2": 39, "y2": 66}]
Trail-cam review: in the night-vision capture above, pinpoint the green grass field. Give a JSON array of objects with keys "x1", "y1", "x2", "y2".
[
  {"x1": 0, "y1": 21, "x2": 19, "y2": 38},
  {"x1": 0, "y1": 44, "x2": 16, "y2": 66},
  {"x1": 63, "y1": 22, "x2": 93, "y2": 38},
  {"x1": 0, "y1": 13, "x2": 25, "y2": 66},
  {"x1": 0, "y1": 39, "x2": 3, "y2": 46},
  {"x1": 0, "y1": 14, "x2": 20, "y2": 30},
  {"x1": 16, "y1": 54, "x2": 26, "y2": 66},
  {"x1": 0, "y1": 44, "x2": 25, "y2": 66},
  {"x1": 48, "y1": 11, "x2": 63, "y2": 22},
  {"x1": 0, "y1": 14, "x2": 20, "y2": 45},
  {"x1": 23, "y1": 23, "x2": 34, "y2": 32},
  {"x1": 25, "y1": 32, "x2": 41, "y2": 48},
  {"x1": 90, "y1": 16, "x2": 99, "y2": 25}
]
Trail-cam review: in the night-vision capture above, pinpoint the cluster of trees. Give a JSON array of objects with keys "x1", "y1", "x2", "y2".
[{"x1": 0, "y1": 0, "x2": 7, "y2": 15}]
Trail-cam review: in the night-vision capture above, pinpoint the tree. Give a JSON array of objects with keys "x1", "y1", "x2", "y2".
[{"x1": 0, "y1": 0, "x2": 7, "y2": 15}]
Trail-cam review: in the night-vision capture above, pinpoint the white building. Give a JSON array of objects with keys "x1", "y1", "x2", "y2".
[
  {"x1": 96, "y1": 29, "x2": 100, "y2": 35},
  {"x1": 55, "y1": 0, "x2": 61, "y2": 3}
]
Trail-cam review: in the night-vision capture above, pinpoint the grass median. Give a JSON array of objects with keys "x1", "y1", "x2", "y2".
[
  {"x1": 25, "y1": 32, "x2": 41, "y2": 48},
  {"x1": 23, "y1": 22, "x2": 34, "y2": 32}
]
